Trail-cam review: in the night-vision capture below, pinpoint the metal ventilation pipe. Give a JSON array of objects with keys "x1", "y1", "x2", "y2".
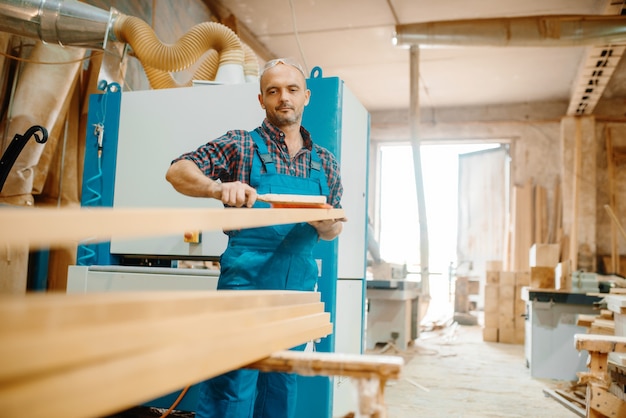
[
  {"x1": 0, "y1": 0, "x2": 116, "y2": 48},
  {"x1": 0, "y1": 0, "x2": 258, "y2": 87},
  {"x1": 393, "y1": 15, "x2": 626, "y2": 47}
]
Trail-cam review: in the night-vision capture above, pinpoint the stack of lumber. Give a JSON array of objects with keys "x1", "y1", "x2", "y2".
[
  {"x1": 0, "y1": 290, "x2": 332, "y2": 418},
  {"x1": 483, "y1": 243, "x2": 562, "y2": 344},
  {"x1": 577, "y1": 310, "x2": 615, "y2": 336},
  {"x1": 566, "y1": 294, "x2": 626, "y2": 417},
  {"x1": 482, "y1": 261, "x2": 527, "y2": 344}
]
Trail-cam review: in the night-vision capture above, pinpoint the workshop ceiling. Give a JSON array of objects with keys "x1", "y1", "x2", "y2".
[{"x1": 212, "y1": 0, "x2": 626, "y2": 114}]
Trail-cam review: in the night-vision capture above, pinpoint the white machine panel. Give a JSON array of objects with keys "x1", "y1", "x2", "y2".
[
  {"x1": 337, "y1": 85, "x2": 369, "y2": 279},
  {"x1": 67, "y1": 265, "x2": 219, "y2": 292},
  {"x1": 111, "y1": 83, "x2": 264, "y2": 257}
]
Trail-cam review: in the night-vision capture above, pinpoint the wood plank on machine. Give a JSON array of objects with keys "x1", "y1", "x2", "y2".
[
  {"x1": 0, "y1": 206, "x2": 345, "y2": 248},
  {"x1": 0, "y1": 309, "x2": 332, "y2": 418}
]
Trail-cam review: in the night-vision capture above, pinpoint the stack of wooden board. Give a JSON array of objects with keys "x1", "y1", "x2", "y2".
[
  {"x1": 483, "y1": 262, "x2": 528, "y2": 344},
  {"x1": 0, "y1": 290, "x2": 332, "y2": 418}
]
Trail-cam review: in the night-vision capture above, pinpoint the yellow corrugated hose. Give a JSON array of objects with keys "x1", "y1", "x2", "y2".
[{"x1": 114, "y1": 15, "x2": 258, "y2": 89}]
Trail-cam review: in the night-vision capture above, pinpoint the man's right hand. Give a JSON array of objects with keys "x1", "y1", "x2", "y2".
[{"x1": 216, "y1": 181, "x2": 257, "y2": 208}]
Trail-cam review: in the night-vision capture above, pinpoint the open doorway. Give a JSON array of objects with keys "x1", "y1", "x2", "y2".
[{"x1": 374, "y1": 142, "x2": 508, "y2": 325}]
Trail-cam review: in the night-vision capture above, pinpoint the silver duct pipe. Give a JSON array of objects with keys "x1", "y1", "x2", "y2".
[
  {"x1": 394, "y1": 15, "x2": 626, "y2": 47},
  {"x1": 0, "y1": 0, "x2": 116, "y2": 48}
]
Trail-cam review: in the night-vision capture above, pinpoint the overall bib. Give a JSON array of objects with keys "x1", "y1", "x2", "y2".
[{"x1": 195, "y1": 130, "x2": 329, "y2": 418}]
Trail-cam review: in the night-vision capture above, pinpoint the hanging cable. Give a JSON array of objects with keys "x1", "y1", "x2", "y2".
[
  {"x1": 76, "y1": 83, "x2": 109, "y2": 266},
  {"x1": 159, "y1": 385, "x2": 190, "y2": 418},
  {"x1": 288, "y1": 0, "x2": 308, "y2": 75}
]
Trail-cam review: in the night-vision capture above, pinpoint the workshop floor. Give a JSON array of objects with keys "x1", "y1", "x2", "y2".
[{"x1": 382, "y1": 320, "x2": 581, "y2": 418}]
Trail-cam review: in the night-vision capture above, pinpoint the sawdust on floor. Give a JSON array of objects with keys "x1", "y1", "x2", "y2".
[{"x1": 377, "y1": 321, "x2": 580, "y2": 418}]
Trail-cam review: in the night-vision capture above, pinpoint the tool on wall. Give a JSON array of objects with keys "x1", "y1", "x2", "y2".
[{"x1": 0, "y1": 125, "x2": 48, "y2": 193}]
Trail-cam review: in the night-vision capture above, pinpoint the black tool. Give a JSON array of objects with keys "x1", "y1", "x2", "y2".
[{"x1": 0, "y1": 125, "x2": 48, "y2": 193}]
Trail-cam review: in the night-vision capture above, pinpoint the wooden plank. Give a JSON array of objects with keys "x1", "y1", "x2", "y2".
[
  {"x1": 511, "y1": 180, "x2": 533, "y2": 271},
  {"x1": 543, "y1": 388, "x2": 585, "y2": 417},
  {"x1": 605, "y1": 204, "x2": 626, "y2": 242},
  {"x1": 0, "y1": 290, "x2": 320, "y2": 334},
  {"x1": 575, "y1": 334, "x2": 626, "y2": 353},
  {"x1": 570, "y1": 118, "x2": 582, "y2": 270},
  {"x1": 0, "y1": 207, "x2": 345, "y2": 248},
  {"x1": 590, "y1": 319, "x2": 615, "y2": 336},
  {"x1": 606, "y1": 127, "x2": 619, "y2": 274},
  {"x1": 0, "y1": 301, "x2": 326, "y2": 382},
  {"x1": 577, "y1": 314, "x2": 597, "y2": 328},
  {"x1": 535, "y1": 184, "x2": 548, "y2": 244},
  {"x1": 0, "y1": 315, "x2": 332, "y2": 418},
  {"x1": 548, "y1": 175, "x2": 561, "y2": 244},
  {"x1": 0, "y1": 292, "x2": 333, "y2": 418},
  {"x1": 246, "y1": 350, "x2": 404, "y2": 381}
]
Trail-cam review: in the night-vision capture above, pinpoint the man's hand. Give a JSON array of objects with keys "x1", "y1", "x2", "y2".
[
  {"x1": 217, "y1": 181, "x2": 258, "y2": 208},
  {"x1": 308, "y1": 217, "x2": 347, "y2": 241}
]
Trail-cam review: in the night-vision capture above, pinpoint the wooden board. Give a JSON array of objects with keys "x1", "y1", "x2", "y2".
[
  {"x1": 0, "y1": 206, "x2": 345, "y2": 248},
  {"x1": 575, "y1": 333, "x2": 626, "y2": 353},
  {"x1": 0, "y1": 291, "x2": 333, "y2": 418},
  {"x1": 246, "y1": 350, "x2": 404, "y2": 381},
  {"x1": 257, "y1": 193, "x2": 331, "y2": 208}
]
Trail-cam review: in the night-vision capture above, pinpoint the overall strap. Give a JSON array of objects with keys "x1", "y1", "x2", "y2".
[
  {"x1": 250, "y1": 129, "x2": 276, "y2": 187},
  {"x1": 250, "y1": 128, "x2": 330, "y2": 197},
  {"x1": 309, "y1": 146, "x2": 329, "y2": 196}
]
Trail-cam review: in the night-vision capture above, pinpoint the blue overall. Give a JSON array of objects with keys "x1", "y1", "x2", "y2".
[{"x1": 195, "y1": 130, "x2": 329, "y2": 418}]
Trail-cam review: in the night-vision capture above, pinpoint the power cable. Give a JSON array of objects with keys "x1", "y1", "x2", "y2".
[{"x1": 288, "y1": 0, "x2": 308, "y2": 74}]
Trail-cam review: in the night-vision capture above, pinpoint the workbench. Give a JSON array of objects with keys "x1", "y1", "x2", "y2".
[
  {"x1": 366, "y1": 279, "x2": 420, "y2": 351},
  {"x1": 522, "y1": 288, "x2": 603, "y2": 381}
]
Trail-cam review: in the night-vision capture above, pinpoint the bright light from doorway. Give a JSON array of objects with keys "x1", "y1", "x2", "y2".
[{"x1": 378, "y1": 142, "x2": 500, "y2": 322}]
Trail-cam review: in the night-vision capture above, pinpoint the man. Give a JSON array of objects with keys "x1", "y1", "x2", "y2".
[{"x1": 165, "y1": 58, "x2": 344, "y2": 418}]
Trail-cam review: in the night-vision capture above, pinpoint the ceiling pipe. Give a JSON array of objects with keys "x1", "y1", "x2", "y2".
[
  {"x1": 0, "y1": 0, "x2": 117, "y2": 48},
  {"x1": 393, "y1": 15, "x2": 626, "y2": 47},
  {"x1": 0, "y1": 0, "x2": 258, "y2": 87}
]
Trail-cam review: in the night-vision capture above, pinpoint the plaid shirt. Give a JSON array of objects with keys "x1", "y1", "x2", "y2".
[{"x1": 173, "y1": 119, "x2": 343, "y2": 208}]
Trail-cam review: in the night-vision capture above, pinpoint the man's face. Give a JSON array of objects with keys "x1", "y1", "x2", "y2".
[{"x1": 258, "y1": 63, "x2": 310, "y2": 128}]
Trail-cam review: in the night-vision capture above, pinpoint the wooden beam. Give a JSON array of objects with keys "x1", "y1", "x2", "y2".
[
  {"x1": 575, "y1": 334, "x2": 626, "y2": 353},
  {"x1": 246, "y1": 350, "x2": 403, "y2": 381},
  {"x1": 0, "y1": 207, "x2": 345, "y2": 248}
]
